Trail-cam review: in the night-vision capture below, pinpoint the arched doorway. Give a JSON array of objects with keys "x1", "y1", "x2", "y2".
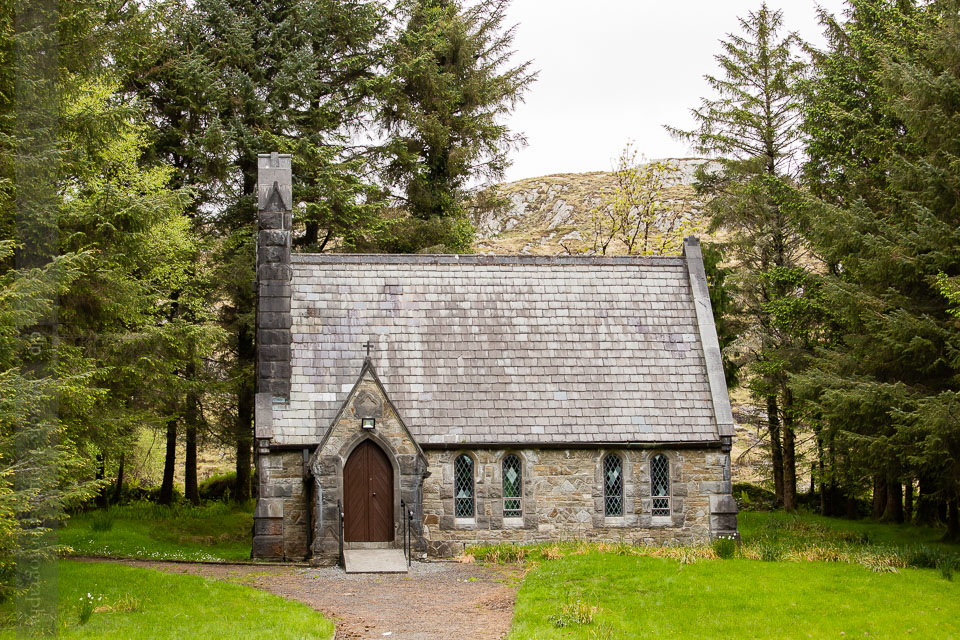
[{"x1": 343, "y1": 439, "x2": 394, "y2": 542}]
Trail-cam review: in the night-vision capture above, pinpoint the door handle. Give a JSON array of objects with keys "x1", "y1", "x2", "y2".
[{"x1": 372, "y1": 492, "x2": 376, "y2": 496}]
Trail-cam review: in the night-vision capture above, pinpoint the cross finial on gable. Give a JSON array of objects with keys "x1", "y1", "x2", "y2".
[{"x1": 363, "y1": 340, "x2": 374, "y2": 359}]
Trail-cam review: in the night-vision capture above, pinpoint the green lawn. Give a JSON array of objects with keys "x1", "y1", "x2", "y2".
[
  {"x1": 509, "y1": 552, "x2": 960, "y2": 639},
  {"x1": 1, "y1": 561, "x2": 332, "y2": 639},
  {"x1": 60, "y1": 502, "x2": 254, "y2": 561},
  {"x1": 740, "y1": 510, "x2": 957, "y2": 549}
]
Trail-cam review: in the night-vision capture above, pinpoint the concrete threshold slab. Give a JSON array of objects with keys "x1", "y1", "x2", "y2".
[{"x1": 343, "y1": 549, "x2": 408, "y2": 574}]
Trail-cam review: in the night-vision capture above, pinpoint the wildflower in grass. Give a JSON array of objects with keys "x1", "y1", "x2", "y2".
[{"x1": 78, "y1": 593, "x2": 98, "y2": 624}]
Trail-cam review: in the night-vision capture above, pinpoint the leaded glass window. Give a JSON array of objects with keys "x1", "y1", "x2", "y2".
[
  {"x1": 651, "y1": 454, "x2": 671, "y2": 516},
  {"x1": 502, "y1": 454, "x2": 522, "y2": 518},
  {"x1": 454, "y1": 454, "x2": 475, "y2": 518},
  {"x1": 603, "y1": 454, "x2": 624, "y2": 516}
]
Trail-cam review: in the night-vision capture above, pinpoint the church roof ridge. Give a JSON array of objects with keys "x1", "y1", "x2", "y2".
[{"x1": 292, "y1": 253, "x2": 685, "y2": 267}]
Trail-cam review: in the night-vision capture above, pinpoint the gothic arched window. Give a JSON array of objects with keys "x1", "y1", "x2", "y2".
[
  {"x1": 651, "y1": 454, "x2": 671, "y2": 516},
  {"x1": 603, "y1": 454, "x2": 624, "y2": 516},
  {"x1": 502, "y1": 454, "x2": 523, "y2": 518},
  {"x1": 454, "y1": 454, "x2": 475, "y2": 518}
]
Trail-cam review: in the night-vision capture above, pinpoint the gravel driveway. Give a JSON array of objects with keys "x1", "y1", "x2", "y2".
[{"x1": 110, "y1": 559, "x2": 521, "y2": 640}]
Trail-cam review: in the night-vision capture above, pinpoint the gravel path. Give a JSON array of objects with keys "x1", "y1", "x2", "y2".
[{"x1": 99, "y1": 559, "x2": 521, "y2": 640}]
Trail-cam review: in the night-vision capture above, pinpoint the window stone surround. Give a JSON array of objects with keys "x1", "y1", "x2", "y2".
[{"x1": 421, "y1": 446, "x2": 727, "y2": 558}]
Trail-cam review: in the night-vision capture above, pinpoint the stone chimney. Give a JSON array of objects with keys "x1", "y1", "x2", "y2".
[
  {"x1": 253, "y1": 153, "x2": 292, "y2": 560},
  {"x1": 256, "y1": 152, "x2": 293, "y2": 403}
]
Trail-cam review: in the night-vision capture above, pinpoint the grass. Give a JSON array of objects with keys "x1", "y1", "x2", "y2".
[
  {"x1": 508, "y1": 553, "x2": 960, "y2": 639},
  {"x1": 465, "y1": 511, "x2": 960, "y2": 638},
  {"x1": 60, "y1": 501, "x2": 254, "y2": 562},
  {"x1": 741, "y1": 510, "x2": 957, "y2": 549},
  {"x1": 0, "y1": 561, "x2": 333, "y2": 639}
]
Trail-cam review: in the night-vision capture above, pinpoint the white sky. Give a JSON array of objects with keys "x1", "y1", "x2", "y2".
[{"x1": 501, "y1": 0, "x2": 850, "y2": 182}]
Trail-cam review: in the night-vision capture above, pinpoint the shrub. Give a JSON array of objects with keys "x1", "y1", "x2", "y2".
[
  {"x1": 90, "y1": 510, "x2": 115, "y2": 532},
  {"x1": 733, "y1": 482, "x2": 777, "y2": 511},
  {"x1": 199, "y1": 472, "x2": 237, "y2": 501},
  {"x1": 145, "y1": 486, "x2": 184, "y2": 504},
  {"x1": 712, "y1": 535, "x2": 737, "y2": 559}
]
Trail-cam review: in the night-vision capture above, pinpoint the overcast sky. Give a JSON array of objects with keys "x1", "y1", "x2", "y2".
[{"x1": 500, "y1": 0, "x2": 850, "y2": 182}]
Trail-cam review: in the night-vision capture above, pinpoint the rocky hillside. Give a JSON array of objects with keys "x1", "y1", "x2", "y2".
[
  {"x1": 470, "y1": 158, "x2": 718, "y2": 255},
  {"x1": 471, "y1": 159, "x2": 769, "y2": 485}
]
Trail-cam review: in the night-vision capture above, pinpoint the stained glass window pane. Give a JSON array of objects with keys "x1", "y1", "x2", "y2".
[
  {"x1": 502, "y1": 454, "x2": 522, "y2": 518},
  {"x1": 454, "y1": 454, "x2": 474, "y2": 518},
  {"x1": 651, "y1": 454, "x2": 671, "y2": 516},
  {"x1": 603, "y1": 454, "x2": 623, "y2": 516}
]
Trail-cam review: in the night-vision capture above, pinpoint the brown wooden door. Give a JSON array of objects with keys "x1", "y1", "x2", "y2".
[{"x1": 343, "y1": 440, "x2": 394, "y2": 542}]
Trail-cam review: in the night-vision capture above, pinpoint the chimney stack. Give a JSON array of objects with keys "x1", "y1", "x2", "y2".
[{"x1": 255, "y1": 152, "x2": 293, "y2": 406}]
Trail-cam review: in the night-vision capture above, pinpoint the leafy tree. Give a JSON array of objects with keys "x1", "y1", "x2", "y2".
[
  {"x1": 377, "y1": 0, "x2": 535, "y2": 249},
  {"x1": 585, "y1": 143, "x2": 699, "y2": 257},
  {"x1": 0, "y1": 0, "x2": 212, "y2": 618},
  {"x1": 667, "y1": 3, "x2": 813, "y2": 510}
]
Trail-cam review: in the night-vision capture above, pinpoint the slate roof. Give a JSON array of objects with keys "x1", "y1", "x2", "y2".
[{"x1": 278, "y1": 254, "x2": 724, "y2": 446}]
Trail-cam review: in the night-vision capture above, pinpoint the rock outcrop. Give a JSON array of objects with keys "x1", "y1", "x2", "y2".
[{"x1": 471, "y1": 158, "x2": 718, "y2": 255}]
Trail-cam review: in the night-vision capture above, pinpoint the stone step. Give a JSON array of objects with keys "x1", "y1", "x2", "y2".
[{"x1": 343, "y1": 549, "x2": 408, "y2": 574}]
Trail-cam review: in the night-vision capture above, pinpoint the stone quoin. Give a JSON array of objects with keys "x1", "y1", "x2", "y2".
[{"x1": 251, "y1": 153, "x2": 738, "y2": 563}]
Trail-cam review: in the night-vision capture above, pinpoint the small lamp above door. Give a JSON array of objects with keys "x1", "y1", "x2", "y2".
[{"x1": 361, "y1": 417, "x2": 375, "y2": 430}]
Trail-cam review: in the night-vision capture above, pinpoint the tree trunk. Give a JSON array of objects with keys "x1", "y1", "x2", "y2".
[
  {"x1": 185, "y1": 423, "x2": 199, "y2": 505},
  {"x1": 915, "y1": 476, "x2": 939, "y2": 526},
  {"x1": 159, "y1": 419, "x2": 177, "y2": 505},
  {"x1": 946, "y1": 499, "x2": 959, "y2": 543},
  {"x1": 872, "y1": 475, "x2": 887, "y2": 520},
  {"x1": 113, "y1": 453, "x2": 124, "y2": 505},
  {"x1": 767, "y1": 394, "x2": 784, "y2": 507},
  {"x1": 184, "y1": 359, "x2": 200, "y2": 505},
  {"x1": 882, "y1": 480, "x2": 904, "y2": 523},
  {"x1": 781, "y1": 389, "x2": 797, "y2": 511},
  {"x1": 820, "y1": 434, "x2": 832, "y2": 516},
  {"x1": 233, "y1": 155, "x2": 257, "y2": 503},
  {"x1": 904, "y1": 481, "x2": 913, "y2": 523},
  {"x1": 235, "y1": 424, "x2": 252, "y2": 501},
  {"x1": 845, "y1": 494, "x2": 858, "y2": 519},
  {"x1": 235, "y1": 323, "x2": 255, "y2": 502},
  {"x1": 95, "y1": 453, "x2": 108, "y2": 508}
]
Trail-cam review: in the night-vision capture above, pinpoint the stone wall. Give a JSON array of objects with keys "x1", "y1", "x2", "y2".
[
  {"x1": 309, "y1": 367, "x2": 428, "y2": 563},
  {"x1": 421, "y1": 447, "x2": 732, "y2": 557},
  {"x1": 253, "y1": 450, "x2": 311, "y2": 560}
]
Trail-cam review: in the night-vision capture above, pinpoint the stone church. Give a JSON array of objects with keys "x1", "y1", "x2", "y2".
[{"x1": 252, "y1": 153, "x2": 738, "y2": 563}]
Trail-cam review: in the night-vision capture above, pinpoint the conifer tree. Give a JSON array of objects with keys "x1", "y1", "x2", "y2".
[
  {"x1": 798, "y1": 0, "x2": 960, "y2": 537},
  {"x1": 136, "y1": 0, "x2": 385, "y2": 500},
  {"x1": 377, "y1": 0, "x2": 535, "y2": 249},
  {"x1": 667, "y1": 3, "x2": 814, "y2": 510},
  {"x1": 793, "y1": 0, "x2": 936, "y2": 523}
]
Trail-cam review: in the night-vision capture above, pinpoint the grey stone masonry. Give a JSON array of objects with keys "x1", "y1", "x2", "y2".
[
  {"x1": 682, "y1": 237, "x2": 735, "y2": 438},
  {"x1": 256, "y1": 152, "x2": 293, "y2": 400},
  {"x1": 253, "y1": 152, "x2": 295, "y2": 561}
]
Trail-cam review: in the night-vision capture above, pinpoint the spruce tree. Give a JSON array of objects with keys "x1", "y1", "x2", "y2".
[
  {"x1": 798, "y1": 0, "x2": 960, "y2": 537},
  {"x1": 794, "y1": 0, "x2": 939, "y2": 523},
  {"x1": 667, "y1": 3, "x2": 814, "y2": 509},
  {"x1": 136, "y1": 0, "x2": 385, "y2": 500},
  {"x1": 377, "y1": 0, "x2": 535, "y2": 249}
]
